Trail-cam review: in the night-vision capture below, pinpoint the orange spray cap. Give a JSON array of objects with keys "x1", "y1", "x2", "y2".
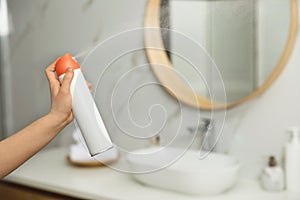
[{"x1": 55, "y1": 53, "x2": 80, "y2": 77}]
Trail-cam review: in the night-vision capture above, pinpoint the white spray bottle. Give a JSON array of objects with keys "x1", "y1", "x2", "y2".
[
  {"x1": 285, "y1": 127, "x2": 300, "y2": 193},
  {"x1": 55, "y1": 53, "x2": 113, "y2": 156}
]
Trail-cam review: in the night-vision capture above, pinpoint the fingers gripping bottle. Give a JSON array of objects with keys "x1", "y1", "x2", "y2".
[{"x1": 55, "y1": 54, "x2": 113, "y2": 156}]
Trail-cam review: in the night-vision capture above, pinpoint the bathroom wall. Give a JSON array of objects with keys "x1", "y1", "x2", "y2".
[
  {"x1": 6, "y1": 0, "x2": 300, "y2": 179},
  {"x1": 6, "y1": 0, "x2": 150, "y2": 147}
]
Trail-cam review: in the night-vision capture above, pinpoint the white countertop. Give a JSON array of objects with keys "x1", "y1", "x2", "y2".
[{"x1": 4, "y1": 148, "x2": 300, "y2": 200}]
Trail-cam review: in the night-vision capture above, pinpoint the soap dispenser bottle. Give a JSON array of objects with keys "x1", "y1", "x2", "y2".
[
  {"x1": 261, "y1": 156, "x2": 284, "y2": 191},
  {"x1": 285, "y1": 127, "x2": 300, "y2": 193}
]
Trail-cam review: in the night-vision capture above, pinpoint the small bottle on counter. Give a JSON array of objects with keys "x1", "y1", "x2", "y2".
[
  {"x1": 260, "y1": 156, "x2": 284, "y2": 191},
  {"x1": 285, "y1": 127, "x2": 300, "y2": 193}
]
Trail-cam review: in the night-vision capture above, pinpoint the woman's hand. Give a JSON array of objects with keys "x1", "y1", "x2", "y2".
[
  {"x1": 45, "y1": 59, "x2": 74, "y2": 126},
  {"x1": 45, "y1": 58, "x2": 92, "y2": 128},
  {"x1": 0, "y1": 58, "x2": 93, "y2": 179}
]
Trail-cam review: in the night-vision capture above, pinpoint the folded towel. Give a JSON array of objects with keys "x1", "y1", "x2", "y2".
[{"x1": 69, "y1": 127, "x2": 118, "y2": 164}]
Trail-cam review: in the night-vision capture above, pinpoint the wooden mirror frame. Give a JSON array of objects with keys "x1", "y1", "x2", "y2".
[{"x1": 144, "y1": 0, "x2": 299, "y2": 110}]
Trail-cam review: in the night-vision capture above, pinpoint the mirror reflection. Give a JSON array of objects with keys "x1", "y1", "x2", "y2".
[{"x1": 161, "y1": 0, "x2": 292, "y2": 103}]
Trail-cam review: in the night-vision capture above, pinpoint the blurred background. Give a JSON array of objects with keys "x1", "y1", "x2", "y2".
[{"x1": 1, "y1": 0, "x2": 300, "y2": 178}]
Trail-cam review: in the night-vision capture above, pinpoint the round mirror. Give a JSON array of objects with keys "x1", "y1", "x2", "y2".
[{"x1": 144, "y1": 0, "x2": 298, "y2": 109}]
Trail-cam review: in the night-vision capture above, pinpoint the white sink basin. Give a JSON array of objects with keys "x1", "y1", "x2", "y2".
[{"x1": 126, "y1": 147, "x2": 239, "y2": 195}]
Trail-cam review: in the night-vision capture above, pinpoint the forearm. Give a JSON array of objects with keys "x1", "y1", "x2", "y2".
[
  {"x1": 0, "y1": 114, "x2": 67, "y2": 179},
  {"x1": 0, "y1": 56, "x2": 75, "y2": 179}
]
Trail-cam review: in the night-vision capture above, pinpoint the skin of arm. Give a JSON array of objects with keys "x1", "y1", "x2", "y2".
[{"x1": 0, "y1": 59, "x2": 89, "y2": 179}]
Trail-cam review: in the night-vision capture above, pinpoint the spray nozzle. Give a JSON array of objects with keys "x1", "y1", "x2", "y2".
[
  {"x1": 55, "y1": 53, "x2": 80, "y2": 77},
  {"x1": 287, "y1": 127, "x2": 300, "y2": 144}
]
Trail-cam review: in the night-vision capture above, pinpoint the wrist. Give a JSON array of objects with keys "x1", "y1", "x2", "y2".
[{"x1": 46, "y1": 112, "x2": 71, "y2": 131}]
